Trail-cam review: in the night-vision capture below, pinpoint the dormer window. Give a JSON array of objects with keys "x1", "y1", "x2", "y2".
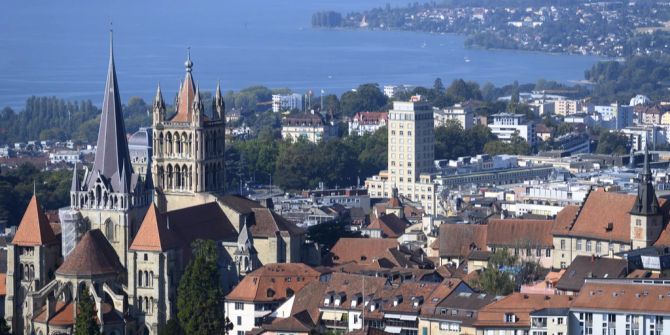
[
  {"x1": 267, "y1": 289, "x2": 275, "y2": 298},
  {"x1": 393, "y1": 295, "x2": 403, "y2": 306},
  {"x1": 335, "y1": 292, "x2": 345, "y2": 306},
  {"x1": 505, "y1": 313, "x2": 517, "y2": 323}
]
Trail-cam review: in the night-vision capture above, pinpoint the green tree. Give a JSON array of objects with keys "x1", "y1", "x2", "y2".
[
  {"x1": 177, "y1": 240, "x2": 226, "y2": 335},
  {"x1": 596, "y1": 131, "x2": 629, "y2": 154},
  {"x1": 158, "y1": 319, "x2": 183, "y2": 335},
  {"x1": 470, "y1": 249, "x2": 517, "y2": 296},
  {"x1": 74, "y1": 287, "x2": 101, "y2": 335},
  {"x1": 0, "y1": 317, "x2": 10, "y2": 335}
]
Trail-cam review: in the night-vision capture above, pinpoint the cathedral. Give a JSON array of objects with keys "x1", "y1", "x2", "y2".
[{"x1": 4, "y1": 36, "x2": 315, "y2": 335}]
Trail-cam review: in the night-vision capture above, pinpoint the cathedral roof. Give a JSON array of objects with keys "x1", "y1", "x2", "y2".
[
  {"x1": 88, "y1": 32, "x2": 133, "y2": 192},
  {"x1": 130, "y1": 203, "x2": 180, "y2": 252},
  {"x1": 56, "y1": 229, "x2": 124, "y2": 278},
  {"x1": 12, "y1": 195, "x2": 58, "y2": 247}
]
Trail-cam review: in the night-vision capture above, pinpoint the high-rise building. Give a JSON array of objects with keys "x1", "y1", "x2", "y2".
[
  {"x1": 366, "y1": 101, "x2": 438, "y2": 214},
  {"x1": 151, "y1": 53, "x2": 226, "y2": 211}
]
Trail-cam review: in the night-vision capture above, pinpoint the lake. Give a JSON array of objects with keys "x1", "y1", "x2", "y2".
[{"x1": 0, "y1": 0, "x2": 602, "y2": 109}]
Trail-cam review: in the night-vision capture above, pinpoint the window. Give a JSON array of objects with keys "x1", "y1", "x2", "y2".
[
  {"x1": 237, "y1": 316, "x2": 242, "y2": 326},
  {"x1": 596, "y1": 242, "x2": 602, "y2": 254},
  {"x1": 557, "y1": 317, "x2": 564, "y2": 325},
  {"x1": 560, "y1": 239, "x2": 566, "y2": 250},
  {"x1": 504, "y1": 313, "x2": 516, "y2": 323},
  {"x1": 576, "y1": 239, "x2": 582, "y2": 250},
  {"x1": 636, "y1": 219, "x2": 642, "y2": 226},
  {"x1": 546, "y1": 249, "x2": 551, "y2": 257},
  {"x1": 235, "y1": 302, "x2": 244, "y2": 310},
  {"x1": 586, "y1": 241, "x2": 592, "y2": 252},
  {"x1": 536, "y1": 248, "x2": 542, "y2": 257},
  {"x1": 238, "y1": 332, "x2": 244, "y2": 335}
]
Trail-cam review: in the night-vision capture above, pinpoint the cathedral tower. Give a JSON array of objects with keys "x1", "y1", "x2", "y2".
[
  {"x1": 69, "y1": 33, "x2": 151, "y2": 267},
  {"x1": 630, "y1": 147, "x2": 663, "y2": 249},
  {"x1": 151, "y1": 51, "x2": 226, "y2": 211}
]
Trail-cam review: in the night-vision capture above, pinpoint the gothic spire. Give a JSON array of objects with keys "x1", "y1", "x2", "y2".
[
  {"x1": 89, "y1": 30, "x2": 133, "y2": 192},
  {"x1": 154, "y1": 82, "x2": 165, "y2": 110},
  {"x1": 631, "y1": 146, "x2": 660, "y2": 216}
]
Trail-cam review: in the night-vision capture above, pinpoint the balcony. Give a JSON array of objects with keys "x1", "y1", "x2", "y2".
[
  {"x1": 322, "y1": 319, "x2": 348, "y2": 329},
  {"x1": 531, "y1": 318, "x2": 547, "y2": 329}
]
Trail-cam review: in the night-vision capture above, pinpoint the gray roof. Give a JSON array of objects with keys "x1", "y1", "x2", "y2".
[{"x1": 88, "y1": 35, "x2": 133, "y2": 192}]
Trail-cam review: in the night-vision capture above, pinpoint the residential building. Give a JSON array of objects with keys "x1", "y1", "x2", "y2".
[
  {"x1": 554, "y1": 99, "x2": 583, "y2": 116},
  {"x1": 594, "y1": 104, "x2": 634, "y2": 130},
  {"x1": 488, "y1": 113, "x2": 536, "y2": 145},
  {"x1": 48, "y1": 150, "x2": 81, "y2": 164},
  {"x1": 571, "y1": 280, "x2": 670, "y2": 335},
  {"x1": 383, "y1": 85, "x2": 412, "y2": 98},
  {"x1": 224, "y1": 263, "x2": 322, "y2": 334},
  {"x1": 555, "y1": 256, "x2": 628, "y2": 294},
  {"x1": 486, "y1": 219, "x2": 554, "y2": 268},
  {"x1": 419, "y1": 286, "x2": 496, "y2": 335},
  {"x1": 272, "y1": 93, "x2": 303, "y2": 113},
  {"x1": 637, "y1": 105, "x2": 666, "y2": 125},
  {"x1": 349, "y1": 112, "x2": 388, "y2": 136},
  {"x1": 434, "y1": 104, "x2": 474, "y2": 130},
  {"x1": 473, "y1": 293, "x2": 574, "y2": 335},
  {"x1": 622, "y1": 126, "x2": 666, "y2": 151},
  {"x1": 436, "y1": 224, "x2": 487, "y2": 267},
  {"x1": 281, "y1": 112, "x2": 335, "y2": 143}
]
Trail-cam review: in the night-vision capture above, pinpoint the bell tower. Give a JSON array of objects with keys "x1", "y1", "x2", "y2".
[
  {"x1": 630, "y1": 147, "x2": 663, "y2": 249},
  {"x1": 151, "y1": 50, "x2": 226, "y2": 211}
]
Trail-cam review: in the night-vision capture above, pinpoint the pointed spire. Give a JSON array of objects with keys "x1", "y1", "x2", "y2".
[
  {"x1": 632, "y1": 145, "x2": 660, "y2": 216},
  {"x1": 90, "y1": 31, "x2": 133, "y2": 192},
  {"x1": 12, "y1": 195, "x2": 57, "y2": 246},
  {"x1": 171, "y1": 49, "x2": 197, "y2": 122},
  {"x1": 214, "y1": 81, "x2": 224, "y2": 120},
  {"x1": 154, "y1": 82, "x2": 165, "y2": 110}
]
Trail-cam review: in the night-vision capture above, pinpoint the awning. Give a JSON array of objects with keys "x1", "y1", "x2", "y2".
[{"x1": 384, "y1": 326, "x2": 402, "y2": 334}]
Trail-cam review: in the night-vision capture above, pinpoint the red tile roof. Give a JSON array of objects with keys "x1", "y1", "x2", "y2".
[
  {"x1": 56, "y1": 230, "x2": 123, "y2": 277},
  {"x1": 486, "y1": 219, "x2": 553, "y2": 248},
  {"x1": 33, "y1": 301, "x2": 74, "y2": 326},
  {"x1": 475, "y1": 293, "x2": 573, "y2": 328},
  {"x1": 130, "y1": 203, "x2": 181, "y2": 252},
  {"x1": 573, "y1": 281, "x2": 670, "y2": 314},
  {"x1": 367, "y1": 214, "x2": 408, "y2": 238},
  {"x1": 329, "y1": 238, "x2": 398, "y2": 266},
  {"x1": 438, "y1": 224, "x2": 488, "y2": 258},
  {"x1": 561, "y1": 189, "x2": 636, "y2": 243},
  {"x1": 225, "y1": 263, "x2": 321, "y2": 303},
  {"x1": 12, "y1": 195, "x2": 58, "y2": 246}
]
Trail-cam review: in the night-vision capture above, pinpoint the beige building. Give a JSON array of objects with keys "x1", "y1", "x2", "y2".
[
  {"x1": 552, "y1": 153, "x2": 663, "y2": 269},
  {"x1": 434, "y1": 104, "x2": 474, "y2": 130},
  {"x1": 366, "y1": 101, "x2": 438, "y2": 215},
  {"x1": 554, "y1": 99, "x2": 582, "y2": 116}
]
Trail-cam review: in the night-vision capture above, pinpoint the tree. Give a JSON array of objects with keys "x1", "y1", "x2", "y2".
[
  {"x1": 470, "y1": 249, "x2": 516, "y2": 296},
  {"x1": 433, "y1": 77, "x2": 445, "y2": 92},
  {"x1": 74, "y1": 287, "x2": 101, "y2": 335},
  {"x1": 596, "y1": 131, "x2": 629, "y2": 154},
  {"x1": 158, "y1": 319, "x2": 183, "y2": 335},
  {"x1": 0, "y1": 317, "x2": 10, "y2": 335},
  {"x1": 177, "y1": 240, "x2": 226, "y2": 335}
]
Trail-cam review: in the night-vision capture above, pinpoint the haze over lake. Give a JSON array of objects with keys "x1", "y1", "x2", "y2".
[{"x1": 0, "y1": 0, "x2": 602, "y2": 108}]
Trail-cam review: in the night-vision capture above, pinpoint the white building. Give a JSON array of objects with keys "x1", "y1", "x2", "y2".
[
  {"x1": 281, "y1": 112, "x2": 335, "y2": 143},
  {"x1": 48, "y1": 150, "x2": 81, "y2": 164},
  {"x1": 272, "y1": 93, "x2": 303, "y2": 113},
  {"x1": 488, "y1": 113, "x2": 536, "y2": 145},
  {"x1": 622, "y1": 125, "x2": 668, "y2": 151},
  {"x1": 571, "y1": 280, "x2": 670, "y2": 335},
  {"x1": 594, "y1": 103, "x2": 634, "y2": 130},
  {"x1": 348, "y1": 111, "x2": 388, "y2": 136},
  {"x1": 383, "y1": 85, "x2": 413, "y2": 98},
  {"x1": 433, "y1": 104, "x2": 474, "y2": 129}
]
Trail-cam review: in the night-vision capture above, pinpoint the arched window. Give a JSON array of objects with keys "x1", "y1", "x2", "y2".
[
  {"x1": 138, "y1": 296, "x2": 143, "y2": 312},
  {"x1": 145, "y1": 271, "x2": 149, "y2": 288},
  {"x1": 145, "y1": 297, "x2": 149, "y2": 314},
  {"x1": 150, "y1": 297, "x2": 154, "y2": 314},
  {"x1": 286, "y1": 288, "x2": 294, "y2": 297},
  {"x1": 138, "y1": 270, "x2": 143, "y2": 287},
  {"x1": 150, "y1": 272, "x2": 155, "y2": 288}
]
